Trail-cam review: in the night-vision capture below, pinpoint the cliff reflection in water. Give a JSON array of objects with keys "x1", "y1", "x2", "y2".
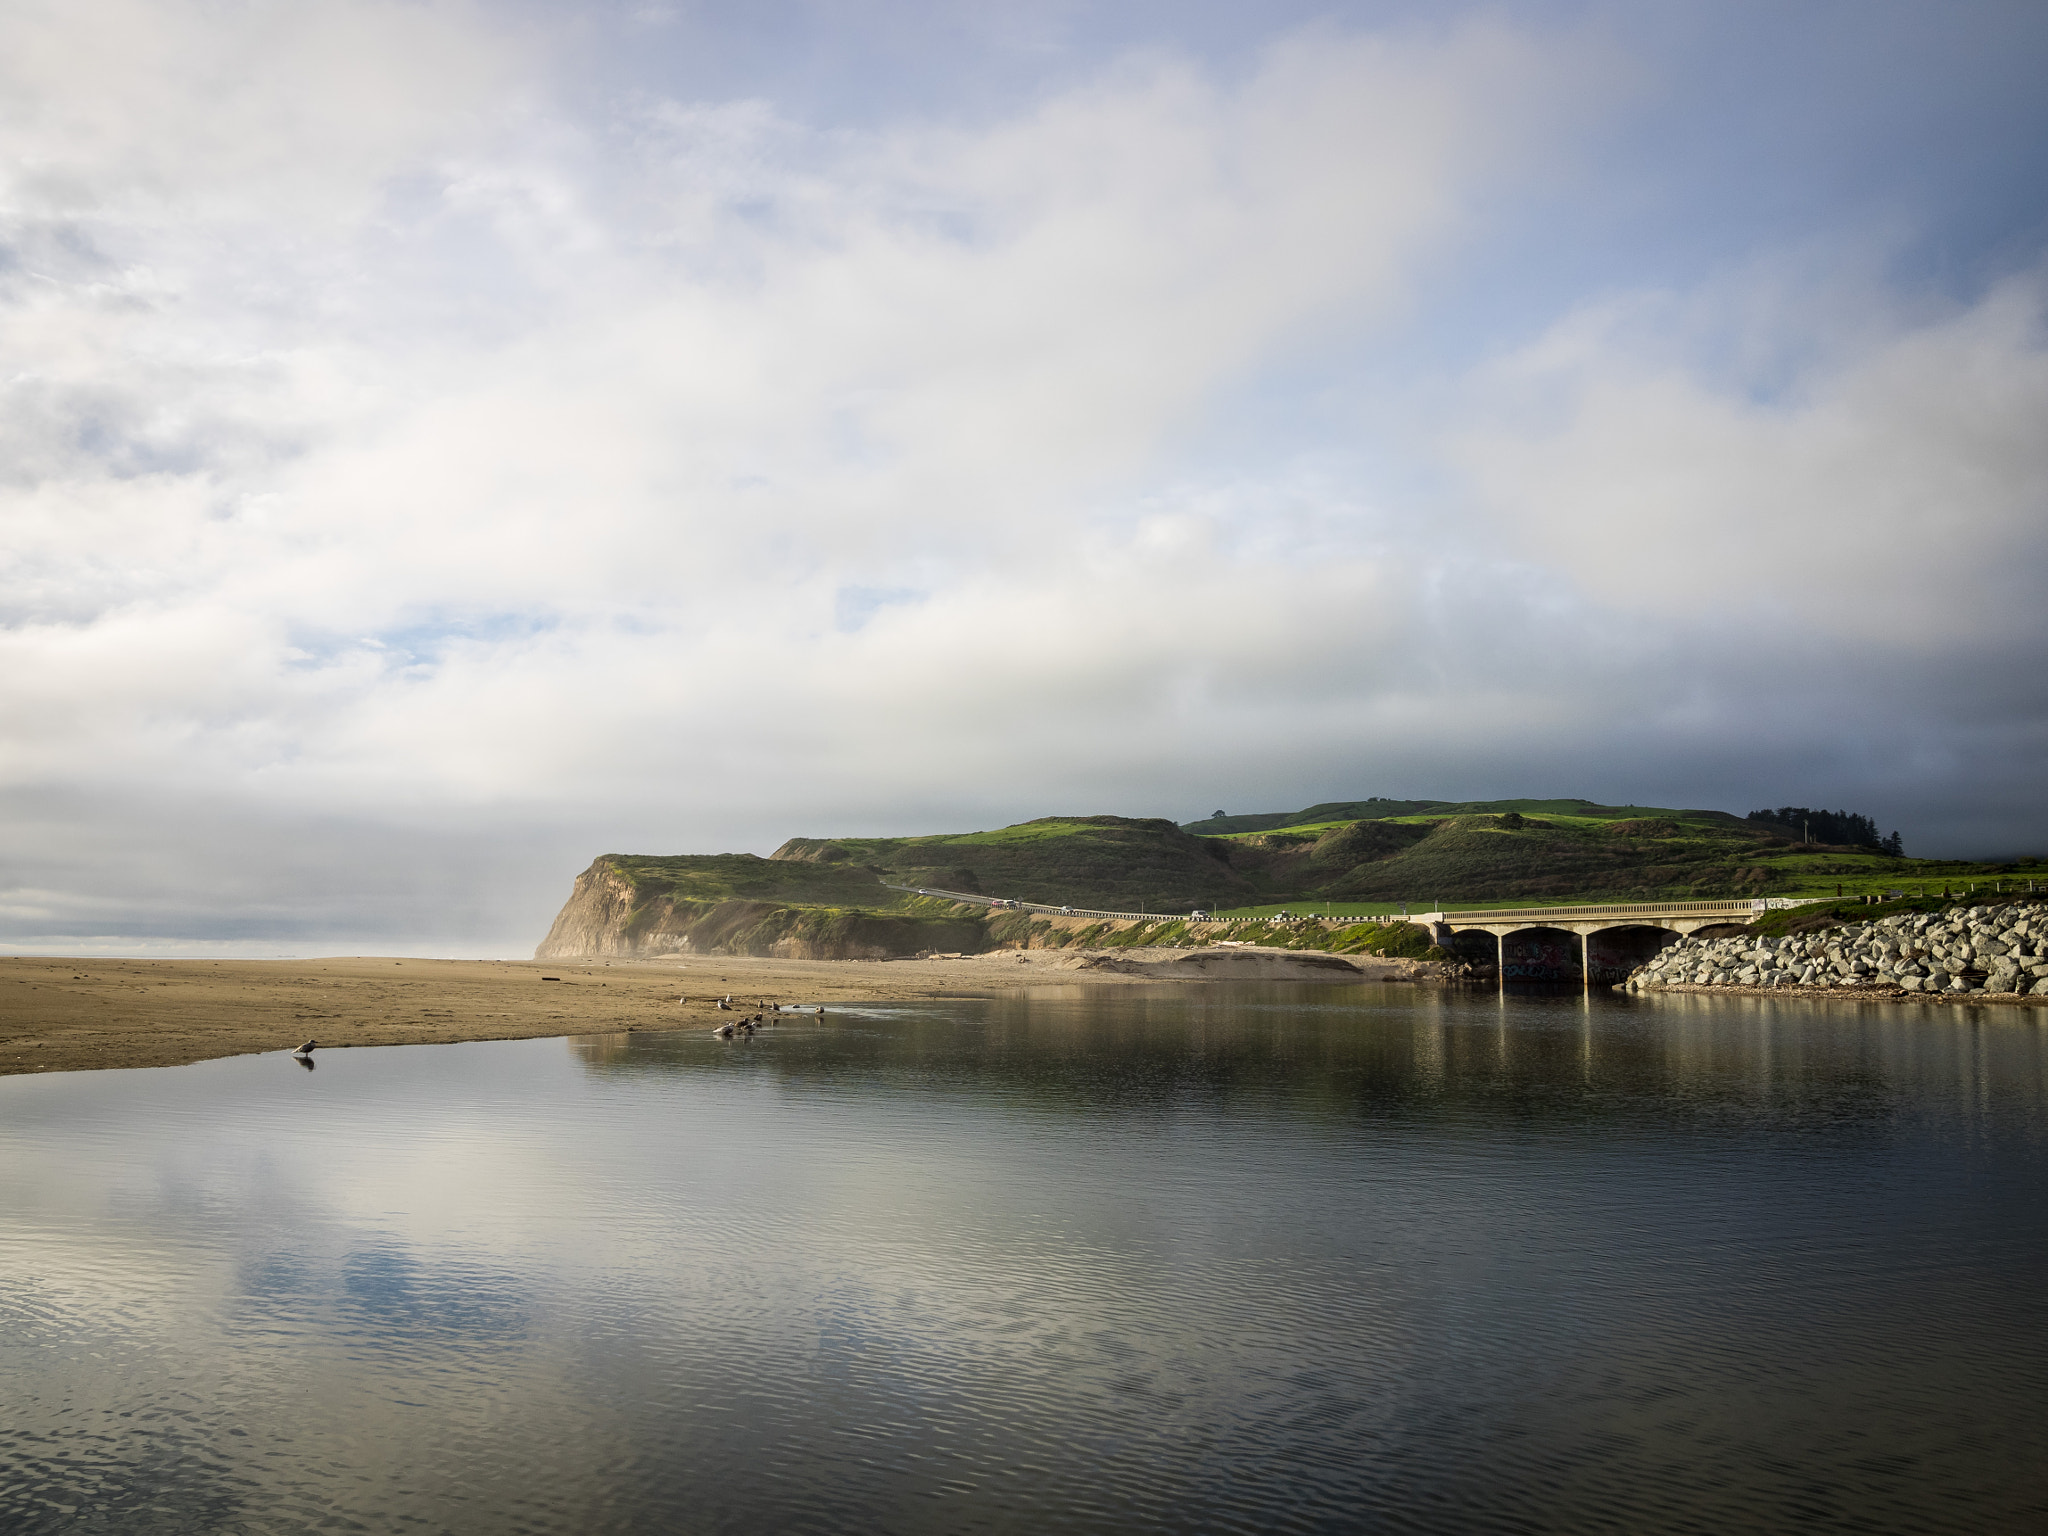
[
  {"x1": 572, "y1": 982, "x2": 2037, "y2": 1139},
  {"x1": 2, "y1": 984, "x2": 2044, "y2": 1536}
]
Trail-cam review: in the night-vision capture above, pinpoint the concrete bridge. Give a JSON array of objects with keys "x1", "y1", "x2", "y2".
[
  {"x1": 1415, "y1": 899, "x2": 1803, "y2": 983},
  {"x1": 889, "y1": 881, "x2": 1811, "y2": 985}
]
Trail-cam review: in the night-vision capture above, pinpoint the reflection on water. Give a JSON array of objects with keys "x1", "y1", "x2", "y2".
[{"x1": 3, "y1": 984, "x2": 2046, "y2": 1534}]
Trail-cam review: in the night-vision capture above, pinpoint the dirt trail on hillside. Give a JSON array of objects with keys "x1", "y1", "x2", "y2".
[{"x1": 1, "y1": 948, "x2": 1428, "y2": 1076}]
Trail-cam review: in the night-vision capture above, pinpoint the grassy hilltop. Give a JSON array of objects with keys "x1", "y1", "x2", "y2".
[
  {"x1": 772, "y1": 816, "x2": 1239, "y2": 909},
  {"x1": 1200, "y1": 800, "x2": 1819, "y2": 907},
  {"x1": 1186, "y1": 798, "x2": 2029, "y2": 913},
  {"x1": 539, "y1": 801, "x2": 2040, "y2": 958},
  {"x1": 539, "y1": 818, "x2": 1246, "y2": 961}
]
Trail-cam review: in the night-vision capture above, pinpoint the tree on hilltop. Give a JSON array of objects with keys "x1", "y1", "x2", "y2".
[{"x1": 1748, "y1": 806, "x2": 1903, "y2": 855}]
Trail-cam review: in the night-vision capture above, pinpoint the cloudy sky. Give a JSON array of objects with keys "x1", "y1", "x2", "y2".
[{"x1": 4, "y1": 0, "x2": 2046, "y2": 955}]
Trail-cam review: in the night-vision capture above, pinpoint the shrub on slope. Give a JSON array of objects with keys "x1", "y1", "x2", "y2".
[
  {"x1": 771, "y1": 816, "x2": 1252, "y2": 910},
  {"x1": 1320, "y1": 816, "x2": 1783, "y2": 902}
]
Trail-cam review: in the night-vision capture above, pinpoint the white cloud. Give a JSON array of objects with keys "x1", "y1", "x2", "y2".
[
  {"x1": 0, "y1": 19, "x2": 1570, "y2": 800},
  {"x1": 0, "y1": 0, "x2": 518, "y2": 223},
  {"x1": 3, "y1": 4, "x2": 2043, "y2": 952},
  {"x1": 1451, "y1": 271, "x2": 2048, "y2": 642}
]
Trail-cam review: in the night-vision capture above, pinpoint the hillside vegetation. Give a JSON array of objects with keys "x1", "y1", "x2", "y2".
[
  {"x1": 537, "y1": 802, "x2": 2040, "y2": 959},
  {"x1": 533, "y1": 852, "x2": 990, "y2": 961},
  {"x1": 772, "y1": 816, "x2": 1245, "y2": 909},
  {"x1": 1185, "y1": 799, "x2": 2027, "y2": 909},
  {"x1": 1215, "y1": 804, "x2": 1786, "y2": 904},
  {"x1": 535, "y1": 817, "x2": 1253, "y2": 960}
]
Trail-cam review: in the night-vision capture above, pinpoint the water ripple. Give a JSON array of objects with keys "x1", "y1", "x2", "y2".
[{"x1": 0, "y1": 989, "x2": 2044, "y2": 1532}]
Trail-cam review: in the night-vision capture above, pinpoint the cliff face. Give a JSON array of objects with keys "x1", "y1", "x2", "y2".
[
  {"x1": 532, "y1": 856, "x2": 986, "y2": 961},
  {"x1": 533, "y1": 854, "x2": 1464, "y2": 966},
  {"x1": 534, "y1": 859, "x2": 645, "y2": 959}
]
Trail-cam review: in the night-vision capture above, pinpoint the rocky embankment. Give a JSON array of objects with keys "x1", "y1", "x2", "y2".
[{"x1": 1622, "y1": 902, "x2": 2048, "y2": 1000}]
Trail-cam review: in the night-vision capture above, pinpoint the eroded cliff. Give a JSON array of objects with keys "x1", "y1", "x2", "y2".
[{"x1": 533, "y1": 856, "x2": 985, "y2": 961}]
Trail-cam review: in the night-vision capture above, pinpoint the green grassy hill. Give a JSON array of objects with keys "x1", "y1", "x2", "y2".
[
  {"x1": 599, "y1": 851, "x2": 895, "y2": 908},
  {"x1": 542, "y1": 803, "x2": 2041, "y2": 959},
  {"x1": 772, "y1": 816, "x2": 1250, "y2": 909},
  {"x1": 1188, "y1": 797, "x2": 1691, "y2": 836},
  {"x1": 1195, "y1": 801, "x2": 2032, "y2": 912},
  {"x1": 534, "y1": 852, "x2": 996, "y2": 961},
  {"x1": 1237, "y1": 809, "x2": 1780, "y2": 904},
  {"x1": 1191, "y1": 799, "x2": 1449, "y2": 835},
  {"x1": 618, "y1": 802, "x2": 2029, "y2": 915},
  {"x1": 539, "y1": 818, "x2": 1258, "y2": 959}
]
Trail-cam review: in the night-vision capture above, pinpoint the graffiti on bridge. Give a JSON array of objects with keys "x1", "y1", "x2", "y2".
[
  {"x1": 1485, "y1": 924, "x2": 1681, "y2": 985},
  {"x1": 1502, "y1": 935, "x2": 1578, "y2": 982}
]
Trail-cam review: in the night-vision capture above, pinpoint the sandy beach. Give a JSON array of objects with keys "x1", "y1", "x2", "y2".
[{"x1": 0, "y1": 947, "x2": 1433, "y2": 1076}]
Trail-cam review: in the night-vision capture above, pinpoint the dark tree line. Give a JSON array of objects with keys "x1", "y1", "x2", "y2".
[{"x1": 1748, "y1": 806, "x2": 1904, "y2": 856}]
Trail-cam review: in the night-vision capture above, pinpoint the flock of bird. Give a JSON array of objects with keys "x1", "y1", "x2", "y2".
[
  {"x1": 710, "y1": 996, "x2": 823, "y2": 1040},
  {"x1": 284, "y1": 993, "x2": 830, "y2": 1061}
]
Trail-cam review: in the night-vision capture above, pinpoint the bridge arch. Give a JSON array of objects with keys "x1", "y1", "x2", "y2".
[
  {"x1": 1585, "y1": 924, "x2": 1683, "y2": 984},
  {"x1": 1499, "y1": 925, "x2": 1583, "y2": 983},
  {"x1": 1447, "y1": 929, "x2": 1503, "y2": 967},
  {"x1": 1416, "y1": 899, "x2": 1797, "y2": 985}
]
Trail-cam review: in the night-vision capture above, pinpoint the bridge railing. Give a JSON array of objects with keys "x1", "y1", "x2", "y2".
[{"x1": 1434, "y1": 899, "x2": 1787, "y2": 923}]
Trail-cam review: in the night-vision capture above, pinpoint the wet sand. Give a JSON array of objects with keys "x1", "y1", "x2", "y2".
[{"x1": 0, "y1": 948, "x2": 1428, "y2": 1076}]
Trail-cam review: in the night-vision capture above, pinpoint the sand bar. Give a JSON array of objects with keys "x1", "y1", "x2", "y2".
[{"x1": 0, "y1": 948, "x2": 1433, "y2": 1076}]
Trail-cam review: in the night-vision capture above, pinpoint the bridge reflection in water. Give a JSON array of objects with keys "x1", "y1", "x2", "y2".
[{"x1": 1423, "y1": 900, "x2": 1793, "y2": 985}]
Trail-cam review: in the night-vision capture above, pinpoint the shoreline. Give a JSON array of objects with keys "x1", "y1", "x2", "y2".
[
  {"x1": 1632, "y1": 980, "x2": 2048, "y2": 1006},
  {"x1": 26, "y1": 947, "x2": 2031, "y2": 1080},
  {"x1": 0, "y1": 947, "x2": 1438, "y2": 1077}
]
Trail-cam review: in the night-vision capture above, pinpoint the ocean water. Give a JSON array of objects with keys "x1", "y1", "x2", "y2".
[{"x1": 2, "y1": 984, "x2": 2045, "y2": 1534}]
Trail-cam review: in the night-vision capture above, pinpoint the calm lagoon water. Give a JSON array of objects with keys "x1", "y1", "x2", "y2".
[{"x1": 3, "y1": 983, "x2": 2046, "y2": 1534}]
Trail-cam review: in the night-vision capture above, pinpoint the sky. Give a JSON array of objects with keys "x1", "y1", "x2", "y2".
[{"x1": 3, "y1": 0, "x2": 2046, "y2": 957}]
